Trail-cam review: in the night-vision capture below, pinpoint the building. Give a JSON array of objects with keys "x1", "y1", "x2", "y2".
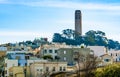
[
  {"x1": 108, "y1": 50, "x2": 120, "y2": 62},
  {"x1": 40, "y1": 43, "x2": 72, "y2": 60},
  {"x1": 9, "y1": 66, "x2": 25, "y2": 77},
  {"x1": 30, "y1": 62, "x2": 67, "y2": 77},
  {"x1": 87, "y1": 46, "x2": 107, "y2": 57},
  {"x1": 75, "y1": 10, "x2": 82, "y2": 35},
  {"x1": 4, "y1": 51, "x2": 47, "y2": 77},
  {"x1": 0, "y1": 46, "x2": 7, "y2": 51},
  {"x1": 58, "y1": 48, "x2": 93, "y2": 65},
  {"x1": 100, "y1": 54, "x2": 113, "y2": 66}
]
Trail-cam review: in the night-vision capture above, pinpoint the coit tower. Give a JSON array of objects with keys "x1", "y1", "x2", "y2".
[{"x1": 75, "y1": 10, "x2": 82, "y2": 35}]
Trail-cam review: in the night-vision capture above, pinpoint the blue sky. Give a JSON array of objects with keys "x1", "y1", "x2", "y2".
[{"x1": 0, "y1": 0, "x2": 120, "y2": 44}]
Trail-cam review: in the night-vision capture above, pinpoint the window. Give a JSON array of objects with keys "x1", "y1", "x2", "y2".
[
  {"x1": 63, "y1": 67, "x2": 66, "y2": 71},
  {"x1": 60, "y1": 67, "x2": 62, "y2": 71},
  {"x1": 64, "y1": 51, "x2": 66, "y2": 54},
  {"x1": 55, "y1": 56, "x2": 60, "y2": 60},
  {"x1": 18, "y1": 63, "x2": 20, "y2": 66},
  {"x1": 25, "y1": 56, "x2": 29, "y2": 59},
  {"x1": 55, "y1": 50, "x2": 57, "y2": 53},
  {"x1": 46, "y1": 67, "x2": 49, "y2": 72},
  {"x1": 37, "y1": 69, "x2": 39, "y2": 71},
  {"x1": 44, "y1": 50, "x2": 47, "y2": 53},
  {"x1": 49, "y1": 50, "x2": 52, "y2": 53},
  {"x1": 53, "y1": 67, "x2": 55, "y2": 71},
  {"x1": 64, "y1": 57, "x2": 66, "y2": 61},
  {"x1": 40, "y1": 69, "x2": 42, "y2": 72},
  {"x1": 25, "y1": 63, "x2": 27, "y2": 66},
  {"x1": 104, "y1": 59, "x2": 110, "y2": 62},
  {"x1": 111, "y1": 53, "x2": 112, "y2": 56},
  {"x1": 116, "y1": 58, "x2": 117, "y2": 62}
]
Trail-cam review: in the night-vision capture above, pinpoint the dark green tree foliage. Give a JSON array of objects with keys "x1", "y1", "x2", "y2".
[
  {"x1": 84, "y1": 30, "x2": 96, "y2": 45},
  {"x1": 52, "y1": 29, "x2": 120, "y2": 49},
  {"x1": 62, "y1": 29, "x2": 74, "y2": 39},
  {"x1": 43, "y1": 55, "x2": 53, "y2": 60},
  {"x1": 93, "y1": 63, "x2": 120, "y2": 77}
]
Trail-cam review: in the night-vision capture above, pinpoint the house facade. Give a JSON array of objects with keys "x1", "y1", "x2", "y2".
[
  {"x1": 108, "y1": 50, "x2": 120, "y2": 62},
  {"x1": 40, "y1": 43, "x2": 72, "y2": 60},
  {"x1": 30, "y1": 62, "x2": 67, "y2": 77},
  {"x1": 58, "y1": 48, "x2": 94, "y2": 65},
  {"x1": 100, "y1": 54, "x2": 113, "y2": 66},
  {"x1": 4, "y1": 51, "x2": 47, "y2": 77}
]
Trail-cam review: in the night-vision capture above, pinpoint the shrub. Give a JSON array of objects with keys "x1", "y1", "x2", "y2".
[{"x1": 93, "y1": 63, "x2": 120, "y2": 77}]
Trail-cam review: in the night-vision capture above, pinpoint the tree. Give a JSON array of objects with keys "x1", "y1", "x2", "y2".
[
  {"x1": 84, "y1": 30, "x2": 96, "y2": 45},
  {"x1": 74, "y1": 52, "x2": 98, "y2": 77},
  {"x1": 52, "y1": 29, "x2": 120, "y2": 49},
  {"x1": 93, "y1": 63, "x2": 120, "y2": 77},
  {"x1": 52, "y1": 33, "x2": 63, "y2": 43},
  {"x1": 83, "y1": 54, "x2": 98, "y2": 77},
  {"x1": 62, "y1": 29, "x2": 74, "y2": 39},
  {"x1": 74, "y1": 52, "x2": 84, "y2": 77}
]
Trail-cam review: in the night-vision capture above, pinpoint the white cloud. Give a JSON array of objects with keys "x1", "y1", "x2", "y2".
[{"x1": 0, "y1": 31, "x2": 53, "y2": 44}]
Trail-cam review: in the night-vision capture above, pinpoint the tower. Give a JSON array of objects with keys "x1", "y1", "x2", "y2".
[{"x1": 75, "y1": 10, "x2": 82, "y2": 35}]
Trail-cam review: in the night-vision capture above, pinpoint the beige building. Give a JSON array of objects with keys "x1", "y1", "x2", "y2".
[
  {"x1": 9, "y1": 66, "x2": 25, "y2": 77},
  {"x1": 30, "y1": 62, "x2": 67, "y2": 77},
  {"x1": 4, "y1": 58, "x2": 47, "y2": 77},
  {"x1": 100, "y1": 54, "x2": 113, "y2": 66}
]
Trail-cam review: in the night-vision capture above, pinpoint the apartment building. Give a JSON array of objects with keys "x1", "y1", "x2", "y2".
[
  {"x1": 58, "y1": 48, "x2": 94, "y2": 65},
  {"x1": 30, "y1": 62, "x2": 67, "y2": 77},
  {"x1": 40, "y1": 43, "x2": 73, "y2": 60},
  {"x1": 4, "y1": 51, "x2": 47, "y2": 77},
  {"x1": 108, "y1": 50, "x2": 120, "y2": 62}
]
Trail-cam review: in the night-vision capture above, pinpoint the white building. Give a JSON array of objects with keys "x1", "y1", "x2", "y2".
[
  {"x1": 87, "y1": 46, "x2": 107, "y2": 57},
  {"x1": 108, "y1": 50, "x2": 120, "y2": 62}
]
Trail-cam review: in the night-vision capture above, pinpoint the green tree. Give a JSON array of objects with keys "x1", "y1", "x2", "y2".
[
  {"x1": 43, "y1": 55, "x2": 53, "y2": 60},
  {"x1": 62, "y1": 29, "x2": 74, "y2": 39},
  {"x1": 93, "y1": 63, "x2": 120, "y2": 77}
]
